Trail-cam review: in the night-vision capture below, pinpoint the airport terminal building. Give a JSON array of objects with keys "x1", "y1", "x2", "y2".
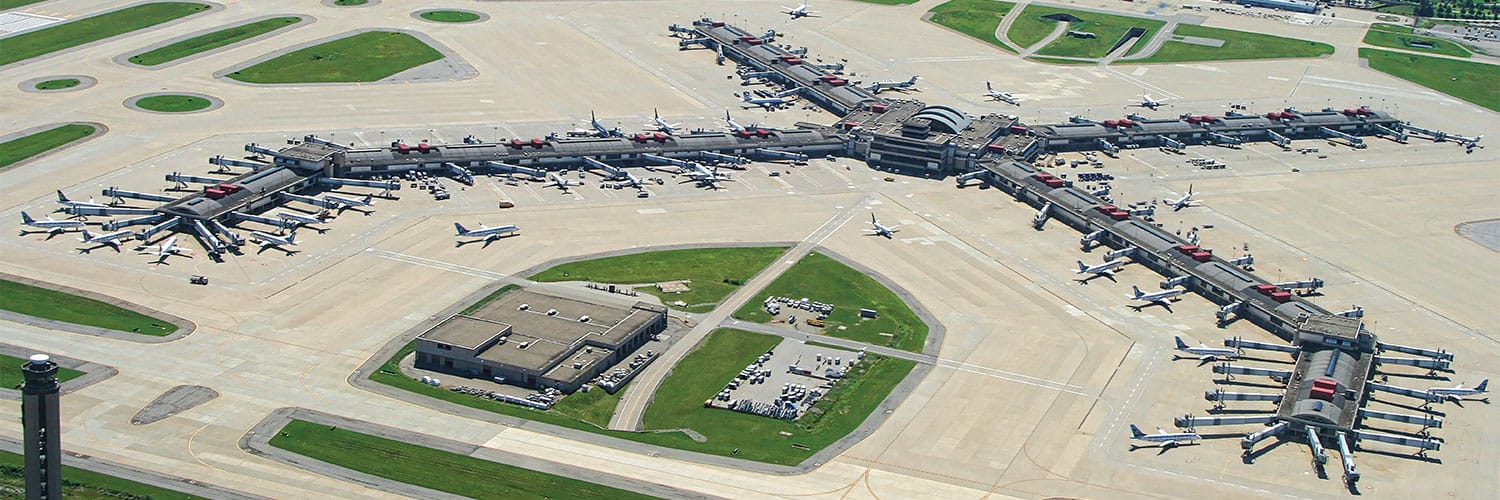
[{"x1": 414, "y1": 288, "x2": 667, "y2": 392}]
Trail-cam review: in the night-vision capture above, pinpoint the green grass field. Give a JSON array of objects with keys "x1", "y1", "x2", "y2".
[
  {"x1": 129, "y1": 17, "x2": 303, "y2": 66},
  {"x1": 642, "y1": 328, "x2": 916, "y2": 465},
  {"x1": 927, "y1": 0, "x2": 1018, "y2": 54},
  {"x1": 269, "y1": 419, "x2": 655, "y2": 500},
  {"x1": 529, "y1": 246, "x2": 786, "y2": 313},
  {"x1": 1360, "y1": 48, "x2": 1500, "y2": 112},
  {"x1": 1, "y1": 353, "x2": 85, "y2": 389},
  {"x1": 1, "y1": 0, "x2": 49, "y2": 10},
  {"x1": 856, "y1": 0, "x2": 919, "y2": 4},
  {"x1": 1362, "y1": 23, "x2": 1471, "y2": 58},
  {"x1": 332, "y1": 0, "x2": 367, "y2": 5},
  {"x1": 0, "y1": 450, "x2": 203, "y2": 500},
  {"x1": 0, "y1": 279, "x2": 178, "y2": 335},
  {"x1": 0, "y1": 2, "x2": 211, "y2": 66},
  {"x1": 420, "y1": 10, "x2": 481, "y2": 23},
  {"x1": 733, "y1": 252, "x2": 928, "y2": 352},
  {"x1": 0, "y1": 124, "x2": 96, "y2": 168},
  {"x1": 33, "y1": 78, "x2": 80, "y2": 90},
  {"x1": 1012, "y1": 6, "x2": 1166, "y2": 59},
  {"x1": 226, "y1": 31, "x2": 443, "y2": 83},
  {"x1": 134, "y1": 94, "x2": 212, "y2": 112},
  {"x1": 1130, "y1": 24, "x2": 1334, "y2": 64}
]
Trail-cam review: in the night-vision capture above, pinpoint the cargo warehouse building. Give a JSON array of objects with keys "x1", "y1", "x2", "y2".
[{"x1": 414, "y1": 289, "x2": 667, "y2": 392}]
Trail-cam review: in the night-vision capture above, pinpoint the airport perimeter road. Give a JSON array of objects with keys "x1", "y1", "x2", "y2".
[{"x1": 607, "y1": 200, "x2": 869, "y2": 431}]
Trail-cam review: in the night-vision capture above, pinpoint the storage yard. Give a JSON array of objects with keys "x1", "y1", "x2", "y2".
[{"x1": 0, "y1": 0, "x2": 1495, "y2": 499}]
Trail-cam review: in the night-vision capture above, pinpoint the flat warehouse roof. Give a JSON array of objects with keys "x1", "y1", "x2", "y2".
[{"x1": 421, "y1": 315, "x2": 510, "y2": 350}]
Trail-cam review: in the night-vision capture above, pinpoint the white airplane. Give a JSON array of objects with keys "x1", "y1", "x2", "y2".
[
  {"x1": 133, "y1": 235, "x2": 193, "y2": 264},
  {"x1": 55, "y1": 190, "x2": 108, "y2": 210},
  {"x1": 454, "y1": 222, "x2": 520, "y2": 245},
  {"x1": 1133, "y1": 94, "x2": 1168, "y2": 110},
  {"x1": 1428, "y1": 379, "x2": 1488, "y2": 402},
  {"x1": 782, "y1": 3, "x2": 819, "y2": 18},
  {"x1": 983, "y1": 81, "x2": 1020, "y2": 106},
  {"x1": 325, "y1": 194, "x2": 375, "y2": 212},
  {"x1": 545, "y1": 172, "x2": 582, "y2": 191},
  {"x1": 866, "y1": 76, "x2": 920, "y2": 94},
  {"x1": 590, "y1": 111, "x2": 624, "y2": 138},
  {"x1": 646, "y1": 109, "x2": 681, "y2": 135},
  {"x1": 680, "y1": 163, "x2": 733, "y2": 189},
  {"x1": 863, "y1": 213, "x2": 900, "y2": 239},
  {"x1": 1128, "y1": 424, "x2": 1201, "y2": 450},
  {"x1": 77, "y1": 228, "x2": 134, "y2": 252},
  {"x1": 615, "y1": 171, "x2": 646, "y2": 189},
  {"x1": 1074, "y1": 259, "x2": 1125, "y2": 283},
  {"x1": 249, "y1": 230, "x2": 298, "y2": 255},
  {"x1": 1166, "y1": 185, "x2": 1202, "y2": 211},
  {"x1": 1174, "y1": 336, "x2": 1239, "y2": 363},
  {"x1": 742, "y1": 93, "x2": 796, "y2": 110},
  {"x1": 1129, "y1": 285, "x2": 1186, "y2": 311},
  {"x1": 19, "y1": 211, "x2": 84, "y2": 235},
  {"x1": 277, "y1": 211, "x2": 328, "y2": 234}
]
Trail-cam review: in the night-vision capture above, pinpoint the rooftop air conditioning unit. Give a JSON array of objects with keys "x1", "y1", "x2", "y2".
[
  {"x1": 518, "y1": 304, "x2": 530, "y2": 310},
  {"x1": 546, "y1": 309, "x2": 557, "y2": 316},
  {"x1": 579, "y1": 315, "x2": 591, "y2": 323}
]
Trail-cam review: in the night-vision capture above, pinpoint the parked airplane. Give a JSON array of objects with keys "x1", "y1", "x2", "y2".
[
  {"x1": 1074, "y1": 258, "x2": 1125, "y2": 283},
  {"x1": 865, "y1": 76, "x2": 919, "y2": 94},
  {"x1": 1174, "y1": 336, "x2": 1240, "y2": 363},
  {"x1": 1128, "y1": 424, "x2": 1201, "y2": 450},
  {"x1": 19, "y1": 211, "x2": 84, "y2": 235},
  {"x1": 77, "y1": 228, "x2": 133, "y2": 253},
  {"x1": 680, "y1": 163, "x2": 733, "y2": 189},
  {"x1": 590, "y1": 111, "x2": 625, "y2": 138},
  {"x1": 249, "y1": 230, "x2": 298, "y2": 255},
  {"x1": 277, "y1": 211, "x2": 328, "y2": 234},
  {"x1": 56, "y1": 190, "x2": 108, "y2": 210},
  {"x1": 325, "y1": 194, "x2": 375, "y2": 212},
  {"x1": 1166, "y1": 185, "x2": 1202, "y2": 211},
  {"x1": 545, "y1": 172, "x2": 582, "y2": 191},
  {"x1": 454, "y1": 222, "x2": 520, "y2": 245},
  {"x1": 863, "y1": 213, "x2": 900, "y2": 239},
  {"x1": 646, "y1": 109, "x2": 681, "y2": 135},
  {"x1": 1428, "y1": 379, "x2": 1488, "y2": 402},
  {"x1": 1133, "y1": 94, "x2": 1168, "y2": 110},
  {"x1": 741, "y1": 92, "x2": 796, "y2": 110},
  {"x1": 615, "y1": 171, "x2": 646, "y2": 189},
  {"x1": 782, "y1": 3, "x2": 819, "y2": 18},
  {"x1": 1128, "y1": 285, "x2": 1186, "y2": 311},
  {"x1": 983, "y1": 81, "x2": 1019, "y2": 105},
  {"x1": 133, "y1": 235, "x2": 193, "y2": 264},
  {"x1": 722, "y1": 111, "x2": 774, "y2": 133}
]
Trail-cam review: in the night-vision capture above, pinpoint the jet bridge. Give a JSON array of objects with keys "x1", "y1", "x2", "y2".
[
  {"x1": 102, "y1": 214, "x2": 168, "y2": 232},
  {"x1": 1319, "y1": 127, "x2": 1367, "y2": 148},
  {"x1": 102, "y1": 187, "x2": 175, "y2": 204},
  {"x1": 166, "y1": 172, "x2": 228, "y2": 190},
  {"x1": 1376, "y1": 342, "x2": 1453, "y2": 361}
]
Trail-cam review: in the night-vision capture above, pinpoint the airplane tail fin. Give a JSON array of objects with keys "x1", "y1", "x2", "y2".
[
  {"x1": 287, "y1": 230, "x2": 297, "y2": 244},
  {"x1": 1132, "y1": 285, "x2": 1144, "y2": 299},
  {"x1": 1129, "y1": 424, "x2": 1145, "y2": 438},
  {"x1": 908, "y1": 76, "x2": 919, "y2": 85},
  {"x1": 1077, "y1": 260, "x2": 1087, "y2": 273},
  {"x1": 1476, "y1": 379, "x2": 1488, "y2": 392},
  {"x1": 1175, "y1": 336, "x2": 1189, "y2": 349},
  {"x1": 986, "y1": 81, "x2": 993, "y2": 92},
  {"x1": 742, "y1": 93, "x2": 753, "y2": 102},
  {"x1": 21, "y1": 212, "x2": 34, "y2": 224},
  {"x1": 81, "y1": 229, "x2": 96, "y2": 240},
  {"x1": 56, "y1": 190, "x2": 68, "y2": 203},
  {"x1": 455, "y1": 222, "x2": 468, "y2": 235}
]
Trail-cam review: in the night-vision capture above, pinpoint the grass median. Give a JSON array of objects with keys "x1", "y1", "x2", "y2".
[
  {"x1": 0, "y1": 2, "x2": 211, "y2": 66},
  {"x1": 0, "y1": 450, "x2": 202, "y2": 499},
  {"x1": 1010, "y1": 5, "x2": 1165, "y2": 59},
  {"x1": 269, "y1": 419, "x2": 656, "y2": 500},
  {"x1": 733, "y1": 252, "x2": 928, "y2": 352},
  {"x1": 1360, "y1": 48, "x2": 1499, "y2": 112},
  {"x1": 1, "y1": 353, "x2": 85, "y2": 389},
  {"x1": 420, "y1": 10, "x2": 481, "y2": 23},
  {"x1": 0, "y1": 124, "x2": 96, "y2": 169},
  {"x1": 0, "y1": 278, "x2": 178, "y2": 335},
  {"x1": 1129, "y1": 24, "x2": 1334, "y2": 64},
  {"x1": 129, "y1": 16, "x2": 303, "y2": 66},
  {"x1": 33, "y1": 78, "x2": 81, "y2": 90},
  {"x1": 927, "y1": 0, "x2": 1018, "y2": 53},
  {"x1": 529, "y1": 246, "x2": 786, "y2": 313},
  {"x1": 226, "y1": 31, "x2": 442, "y2": 83},
  {"x1": 1363, "y1": 23, "x2": 1471, "y2": 58}
]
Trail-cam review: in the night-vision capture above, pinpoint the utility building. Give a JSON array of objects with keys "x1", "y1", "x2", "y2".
[{"x1": 415, "y1": 289, "x2": 667, "y2": 392}]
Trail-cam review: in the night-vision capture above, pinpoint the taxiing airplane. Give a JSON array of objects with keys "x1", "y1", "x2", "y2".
[
  {"x1": 1128, "y1": 424, "x2": 1201, "y2": 450},
  {"x1": 866, "y1": 76, "x2": 920, "y2": 94},
  {"x1": 56, "y1": 190, "x2": 108, "y2": 210},
  {"x1": 1074, "y1": 259, "x2": 1125, "y2": 283},
  {"x1": 277, "y1": 211, "x2": 329, "y2": 234},
  {"x1": 1428, "y1": 379, "x2": 1488, "y2": 402},
  {"x1": 983, "y1": 81, "x2": 1019, "y2": 105},
  {"x1": 19, "y1": 211, "x2": 84, "y2": 235},
  {"x1": 1166, "y1": 185, "x2": 1202, "y2": 211},
  {"x1": 249, "y1": 230, "x2": 298, "y2": 255},
  {"x1": 455, "y1": 222, "x2": 520, "y2": 244},
  {"x1": 782, "y1": 3, "x2": 819, "y2": 18},
  {"x1": 77, "y1": 228, "x2": 134, "y2": 252},
  {"x1": 1129, "y1": 285, "x2": 1186, "y2": 311},
  {"x1": 1174, "y1": 336, "x2": 1239, "y2": 363},
  {"x1": 134, "y1": 235, "x2": 193, "y2": 264},
  {"x1": 646, "y1": 109, "x2": 681, "y2": 135},
  {"x1": 741, "y1": 93, "x2": 796, "y2": 110},
  {"x1": 863, "y1": 213, "x2": 900, "y2": 239},
  {"x1": 545, "y1": 172, "x2": 582, "y2": 191},
  {"x1": 1133, "y1": 94, "x2": 1168, "y2": 110}
]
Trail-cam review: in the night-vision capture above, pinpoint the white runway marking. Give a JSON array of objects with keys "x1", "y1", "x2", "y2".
[{"x1": 0, "y1": 12, "x2": 62, "y2": 35}]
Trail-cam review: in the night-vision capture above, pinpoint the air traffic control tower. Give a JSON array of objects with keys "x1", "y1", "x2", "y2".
[{"x1": 21, "y1": 354, "x2": 63, "y2": 500}]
